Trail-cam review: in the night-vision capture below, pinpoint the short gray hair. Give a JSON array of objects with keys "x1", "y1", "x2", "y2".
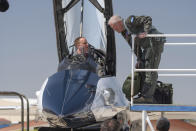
[{"x1": 108, "y1": 15, "x2": 123, "y2": 25}]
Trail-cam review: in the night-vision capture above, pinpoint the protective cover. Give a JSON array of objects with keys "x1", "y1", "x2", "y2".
[
  {"x1": 91, "y1": 77, "x2": 129, "y2": 121},
  {"x1": 37, "y1": 68, "x2": 129, "y2": 128},
  {"x1": 63, "y1": 0, "x2": 106, "y2": 52},
  {"x1": 41, "y1": 69, "x2": 99, "y2": 128}
]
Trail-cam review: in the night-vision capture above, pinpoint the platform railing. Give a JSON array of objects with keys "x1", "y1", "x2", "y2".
[
  {"x1": 131, "y1": 34, "x2": 196, "y2": 105},
  {"x1": 130, "y1": 34, "x2": 196, "y2": 131},
  {"x1": 0, "y1": 91, "x2": 29, "y2": 131}
]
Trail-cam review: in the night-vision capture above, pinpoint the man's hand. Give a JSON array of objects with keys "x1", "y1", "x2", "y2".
[
  {"x1": 135, "y1": 61, "x2": 141, "y2": 69},
  {"x1": 135, "y1": 61, "x2": 144, "y2": 69},
  {"x1": 137, "y1": 32, "x2": 147, "y2": 38}
]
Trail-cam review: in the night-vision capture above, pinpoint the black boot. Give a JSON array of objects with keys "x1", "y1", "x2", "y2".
[
  {"x1": 133, "y1": 82, "x2": 156, "y2": 104},
  {"x1": 133, "y1": 96, "x2": 154, "y2": 104}
]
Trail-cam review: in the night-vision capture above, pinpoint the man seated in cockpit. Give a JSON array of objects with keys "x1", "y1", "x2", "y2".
[
  {"x1": 58, "y1": 37, "x2": 105, "y2": 76},
  {"x1": 74, "y1": 37, "x2": 89, "y2": 55}
]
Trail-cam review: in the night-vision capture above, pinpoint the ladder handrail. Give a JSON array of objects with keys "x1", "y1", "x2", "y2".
[
  {"x1": 135, "y1": 69, "x2": 196, "y2": 72},
  {"x1": 146, "y1": 34, "x2": 196, "y2": 37},
  {"x1": 0, "y1": 92, "x2": 29, "y2": 131},
  {"x1": 131, "y1": 34, "x2": 196, "y2": 105},
  {"x1": 131, "y1": 34, "x2": 196, "y2": 131}
]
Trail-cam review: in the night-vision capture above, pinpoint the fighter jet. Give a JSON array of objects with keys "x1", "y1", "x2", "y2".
[{"x1": 36, "y1": 0, "x2": 129, "y2": 130}]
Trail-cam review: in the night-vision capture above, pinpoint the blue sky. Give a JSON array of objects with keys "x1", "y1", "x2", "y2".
[{"x1": 1, "y1": 0, "x2": 196, "y2": 105}]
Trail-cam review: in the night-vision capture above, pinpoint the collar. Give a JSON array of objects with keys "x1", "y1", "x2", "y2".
[{"x1": 123, "y1": 19, "x2": 131, "y2": 35}]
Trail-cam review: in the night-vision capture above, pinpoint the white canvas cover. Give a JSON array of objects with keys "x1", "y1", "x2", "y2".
[
  {"x1": 91, "y1": 77, "x2": 129, "y2": 121},
  {"x1": 62, "y1": 0, "x2": 81, "y2": 50},
  {"x1": 62, "y1": 0, "x2": 106, "y2": 53}
]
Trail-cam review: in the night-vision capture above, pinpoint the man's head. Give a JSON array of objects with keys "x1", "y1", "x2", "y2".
[
  {"x1": 108, "y1": 15, "x2": 125, "y2": 33},
  {"x1": 74, "y1": 37, "x2": 89, "y2": 55},
  {"x1": 0, "y1": 0, "x2": 9, "y2": 12},
  {"x1": 156, "y1": 117, "x2": 170, "y2": 131},
  {"x1": 100, "y1": 119, "x2": 121, "y2": 131},
  {"x1": 130, "y1": 119, "x2": 142, "y2": 131}
]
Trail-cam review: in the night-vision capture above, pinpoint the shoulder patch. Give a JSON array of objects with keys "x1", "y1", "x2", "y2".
[{"x1": 130, "y1": 16, "x2": 134, "y2": 23}]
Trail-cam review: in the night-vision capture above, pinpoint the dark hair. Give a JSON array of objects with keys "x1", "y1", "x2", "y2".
[
  {"x1": 156, "y1": 117, "x2": 170, "y2": 131},
  {"x1": 0, "y1": 0, "x2": 9, "y2": 12},
  {"x1": 101, "y1": 119, "x2": 121, "y2": 131}
]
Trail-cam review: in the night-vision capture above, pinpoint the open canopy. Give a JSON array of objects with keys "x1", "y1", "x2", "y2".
[{"x1": 53, "y1": 0, "x2": 116, "y2": 76}]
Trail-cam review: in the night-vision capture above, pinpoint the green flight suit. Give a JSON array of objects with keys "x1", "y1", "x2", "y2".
[{"x1": 122, "y1": 15, "x2": 166, "y2": 98}]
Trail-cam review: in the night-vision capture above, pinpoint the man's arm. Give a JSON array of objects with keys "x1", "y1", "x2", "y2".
[
  {"x1": 135, "y1": 16, "x2": 152, "y2": 33},
  {"x1": 121, "y1": 29, "x2": 132, "y2": 48}
]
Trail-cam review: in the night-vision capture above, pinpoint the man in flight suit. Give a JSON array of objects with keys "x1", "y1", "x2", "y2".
[
  {"x1": 108, "y1": 15, "x2": 166, "y2": 103},
  {"x1": 58, "y1": 37, "x2": 106, "y2": 77}
]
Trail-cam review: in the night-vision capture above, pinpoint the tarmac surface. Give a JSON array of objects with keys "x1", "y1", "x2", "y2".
[{"x1": 0, "y1": 98, "x2": 196, "y2": 130}]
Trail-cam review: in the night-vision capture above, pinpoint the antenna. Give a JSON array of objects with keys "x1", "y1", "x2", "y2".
[{"x1": 80, "y1": 0, "x2": 84, "y2": 37}]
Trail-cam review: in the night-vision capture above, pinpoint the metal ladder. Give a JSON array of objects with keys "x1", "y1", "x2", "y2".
[{"x1": 0, "y1": 91, "x2": 30, "y2": 131}]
